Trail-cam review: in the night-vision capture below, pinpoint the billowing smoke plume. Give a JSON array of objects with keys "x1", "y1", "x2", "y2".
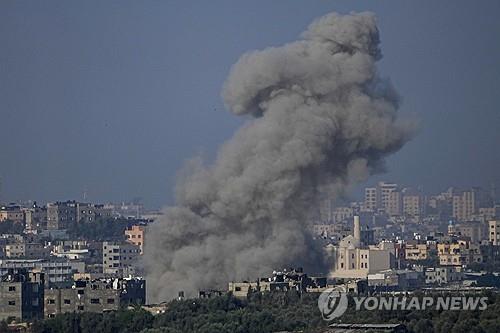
[{"x1": 144, "y1": 12, "x2": 415, "y2": 301}]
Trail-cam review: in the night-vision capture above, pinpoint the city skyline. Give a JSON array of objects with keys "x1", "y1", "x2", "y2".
[{"x1": 1, "y1": 1, "x2": 500, "y2": 208}]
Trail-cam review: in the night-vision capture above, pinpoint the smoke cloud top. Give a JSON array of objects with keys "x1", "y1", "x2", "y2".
[{"x1": 143, "y1": 12, "x2": 415, "y2": 301}]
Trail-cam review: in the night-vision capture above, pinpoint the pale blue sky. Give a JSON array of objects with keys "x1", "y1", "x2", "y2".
[{"x1": 1, "y1": 1, "x2": 499, "y2": 208}]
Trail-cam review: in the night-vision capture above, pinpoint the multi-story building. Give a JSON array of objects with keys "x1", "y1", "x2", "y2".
[
  {"x1": 452, "y1": 188, "x2": 491, "y2": 222},
  {"x1": 76, "y1": 203, "x2": 95, "y2": 223},
  {"x1": 0, "y1": 259, "x2": 85, "y2": 283},
  {"x1": 405, "y1": 244, "x2": 429, "y2": 261},
  {"x1": 0, "y1": 270, "x2": 45, "y2": 321},
  {"x1": 403, "y1": 189, "x2": 425, "y2": 217},
  {"x1": 0, "y1": 206, "x2": 24, "y2": 224},
  {"x1": 364, "y1": 187, "x2": 377, "y2": 211},
  {"x1": 47, "y1": 201, "x2": 77, "y2": 230},
  {"x1": 386, "y1": 190, "x2": 403, "y2": 216},
  {"x1": 94, "y1": 204, "x2": 113, "y2": 220},
  {"x1": 228, "y1": 268, "x2": 326, "y2": 298},
  {"x1": 489, "y1": 220, "x2": 500, "y2": 245},
  {"x1": 425, "y1": 267, "x2": 463, "y2": 285},
  {"x1": 378, "y1": 182, "x2": 399, "y2": 212},
  {"x1": 125, "y1": 225, "x2": 146, "y2": 254},
  {"x1": 103, "y1": 241, "x2": 140, "y2": 275},
  {"x1": 332, "y1": 206, "x2": 354, "y2": 224},
  {"x1": 437, "y1": 240, "x2": 483, "y2": 266},
  {"x1": 44, "y1": 277, "x2": 145, "y2": 318},
  {"x1": 329, "y1": 216, "x2": 394, "y2": 279},
  {"x1": 24, "y1": 204, "x2": 48, "y2": 231},
  {"x1": 448, "y1": 221, "x2": 486, "y2": 243}
]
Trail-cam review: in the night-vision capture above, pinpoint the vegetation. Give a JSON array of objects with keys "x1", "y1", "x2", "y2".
[
  {"x1": 32, "y1": 291, "x2": 500, "y2": 333},
  {"x1": 67, "y1": 218, "x2": 136, "y2": 241}
]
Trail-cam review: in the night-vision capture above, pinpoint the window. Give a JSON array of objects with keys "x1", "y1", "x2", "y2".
[
  {"x1": 77, "y1": 289, "x2": 84, "y2": 295},
  {"x1": 78, "y1": 306, "x2": 84, "y2": 311},
  {"x1": 107, "y1": 298, "x2": 115, "y2": 304},
  {"x1": 8, "y1": 286, "x2": 16, "y2": 291},
  {"x1": 90, "y1": 298, "x2": 100, "y2": 304},
  {"x1": 8, "y1": 300, "x2": 15, "y2": 306},
  {"x1": 48, "y1": 314, "x2": 55, "y2": 318},
  {"x1": 47, "y1": 299, "x2": 56, "y2": 304},
  {"x1": 64, "y1": 299, "x2": 71, "y2": 305}
]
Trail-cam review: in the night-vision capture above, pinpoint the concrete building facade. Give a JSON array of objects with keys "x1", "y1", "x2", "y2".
[{"x1": 0, "y1": 270, "x2": 45, "y2": 322}]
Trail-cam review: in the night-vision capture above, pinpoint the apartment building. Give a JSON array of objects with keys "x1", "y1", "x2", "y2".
[
  {"x1": 125, "y1": 225, "x2": 146, "y2": 254},
  {"x1": 425, "y1": 267, "x2": 463, "y2": 285},
  {"x1": 47, "y1": 201, "x2": 77, "y2": 230},
  {"x1": 438, "y1": 240, "x2": 483, "y2": 266},
  {"x1": 405, "y1": 244, "x2": 429, "y2": 261},
  {"x1": 102, "y1": 241, "x2": 140, "y2": 275},
  {"x1": 0, "y1": 206, "x2": 24, "y2": 224},
  {"x1": 44, "y1": 277, "x2": 145, "y2": 318},
  {"x1": 0, "y1": 259, "x2": 85, "y2": 283},
  {"x1": 489, "y1": 220, "x2": 500, "y2": 245},
  {"x1": 0, "y1": 270, "x2": 45, "y2": 321}
]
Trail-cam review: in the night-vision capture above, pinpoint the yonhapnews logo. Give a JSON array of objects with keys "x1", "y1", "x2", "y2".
[
  {"x1": 318, "y1": 289, "x2": 489, "y2": 321},
  {"x1": 317, "y1": 287, "x2": 348, "y2": 320}
]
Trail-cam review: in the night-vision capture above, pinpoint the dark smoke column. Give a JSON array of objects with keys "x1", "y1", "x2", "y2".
[{"x1": 143, "y1": 12, "x2": 415, "y2": 301}]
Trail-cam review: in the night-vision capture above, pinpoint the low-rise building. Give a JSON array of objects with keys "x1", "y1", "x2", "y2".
[
  {"x1": 405, "y1": 244, "x2": 429, "y2": 261},
  {"x1": 228, "y1": 268, "x2": 326, "y2": 298},
  {"x1": 425, "y1": 267, "x2": 463, "y2": 285},
  {"x1": 367, "y1": 269, "x2": 424, "y2": 291},
  {"x1": 44, "y1": 277, "x2": 145, "y2": 318},
  {"x1": 0, "y1": 206, "x2": 24, "y2": 224},
  {"x1": 438, "y1": 240, "x2": 483, "y2": 266},
  {"x1": 0, "y1": 259, "x2": 85, "y2": 283}
]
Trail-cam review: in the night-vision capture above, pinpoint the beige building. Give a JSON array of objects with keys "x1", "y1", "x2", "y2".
[
  {"x1": 125, "y1": 225, "x2": 146, "y2": 254},
  {"x1": 405, "y1": 244, "x2": 429, "y2": 261},
  {"x1": 448, "y1": 221, "x2": 486, "y2": 243},
  {"x1": 403, "y1": 192, "x2": 425, "y2": 217},
  {"x1": 386, "y1": 190, "x2": 403, "y2": 216},
  {"x1": 4, "y1": 244, "x2": 25, "y2": 259},
  {"x1": 489, "y1": 220, "x2": 500, "y2": 245},
  {"x1": 438, "y1": 240, "x2": 483, "y2": 266},
  {"x1": 0, "y1": 206, "x2": 24, "y2": 224},
  {"x1": 329, "y1": 216, "x2": 394, "y2": 279},
  {"x1": 452, "y1": 188, "x2": 490, "y2": 222}
]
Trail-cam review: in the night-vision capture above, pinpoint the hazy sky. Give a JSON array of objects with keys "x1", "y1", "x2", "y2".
[{"x1": 1, "y1": 1, "x2": 499, "y2": 208}]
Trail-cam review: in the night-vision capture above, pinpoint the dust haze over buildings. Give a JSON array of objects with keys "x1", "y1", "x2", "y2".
[{"x1": 144, "y1": 12, "x2": 416, "y2": 301}]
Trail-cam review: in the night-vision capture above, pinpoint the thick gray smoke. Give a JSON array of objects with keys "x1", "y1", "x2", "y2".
[{"x1": 144, "y1": 12, "x2": 415, "y2": 301}]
